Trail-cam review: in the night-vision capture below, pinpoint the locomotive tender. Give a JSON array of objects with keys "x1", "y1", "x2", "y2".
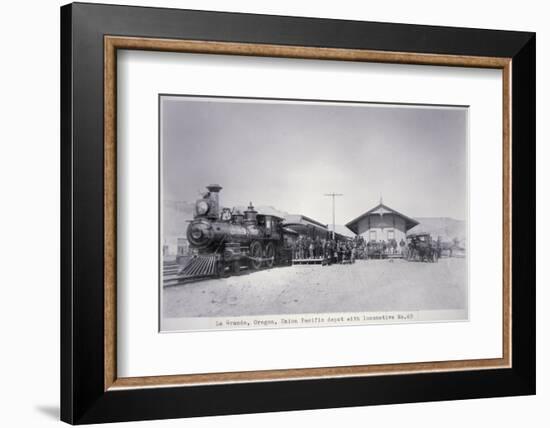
[{"x1": 184, "y1": 184, "x2": 292, "y2": 277}]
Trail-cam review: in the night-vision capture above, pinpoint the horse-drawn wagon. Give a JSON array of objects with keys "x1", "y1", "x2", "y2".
[{"x1": 406, "y1": 233, "x2": 439, "y2": 262}]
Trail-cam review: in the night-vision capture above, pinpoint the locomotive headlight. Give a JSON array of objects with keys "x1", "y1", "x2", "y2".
[
  {"x1": 191, "y1": 227, "x2": 203, "y2": 240},
  {"x1": 196, "y1": 200, "x2": 209, "y2": 215}
]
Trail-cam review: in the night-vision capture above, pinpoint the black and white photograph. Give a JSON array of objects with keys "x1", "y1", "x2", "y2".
[{"x1": 160, "y1": 95, "x2": 469, "y2": 332}]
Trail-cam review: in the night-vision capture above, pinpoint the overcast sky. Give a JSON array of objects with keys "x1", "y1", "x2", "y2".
[{"x1": 161, "y1": 96, "x2": 467, "y2": 224}]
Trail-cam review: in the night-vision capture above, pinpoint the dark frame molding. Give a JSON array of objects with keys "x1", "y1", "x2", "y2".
[{"x1": 61, "y1": 2, "x2": 535, "y2": 424}]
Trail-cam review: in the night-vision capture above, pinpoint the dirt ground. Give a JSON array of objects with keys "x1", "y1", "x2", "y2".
[{"x1": 163, "y1": 257, "x2": 467, "y2": 318}]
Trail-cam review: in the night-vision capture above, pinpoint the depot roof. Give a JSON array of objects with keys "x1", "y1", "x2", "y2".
[{"x1": 345, "y1": 203, "x2": 419, "y2": 234}]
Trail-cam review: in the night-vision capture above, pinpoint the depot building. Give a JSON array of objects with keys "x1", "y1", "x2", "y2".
[{"x1": 345, "y1": 201, "x2": 419, "y2": 243}]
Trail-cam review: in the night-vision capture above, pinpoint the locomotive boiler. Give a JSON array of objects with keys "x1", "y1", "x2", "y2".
[{"x1": 182, "y1": 184, "x2": 291, "y2": 278}]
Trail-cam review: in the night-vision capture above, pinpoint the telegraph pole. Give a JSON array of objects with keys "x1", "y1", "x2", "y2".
[{"x1": 324, "y1": 193, "x2": 343, "y2": 239}]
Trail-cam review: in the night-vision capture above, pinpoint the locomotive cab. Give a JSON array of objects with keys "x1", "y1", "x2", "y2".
[
  {"x1": 257, "y1": 215, "x2": 271, "y2": 237},
  {"x1": 257, "y1": 214, "x2": 283, "y2": 239}
]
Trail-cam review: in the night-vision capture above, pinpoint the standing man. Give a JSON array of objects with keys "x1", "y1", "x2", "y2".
[
  {"x1": 329, "y1": 239, "x2": 336, "y2": 264},
  {"x1": 399, "y1": 238, "x2": 406, "y2": 256},
  {"x1": 314, "y1": 237, "x2": 321, "y2": 259},
  {"x1": 298, "y1": 236, "x2": 304, "y2": 259}
]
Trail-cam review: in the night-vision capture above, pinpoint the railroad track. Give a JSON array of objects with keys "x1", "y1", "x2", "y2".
[{"x1": 163, "y1": 254, "x2": 288, "y2": 287}]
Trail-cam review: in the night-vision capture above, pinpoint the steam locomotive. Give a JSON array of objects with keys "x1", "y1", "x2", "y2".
[{"x1": 184, "y1": 184, "x2": 292, "y2": 277}]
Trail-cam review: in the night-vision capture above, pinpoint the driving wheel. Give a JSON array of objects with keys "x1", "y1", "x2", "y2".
[
  {"x1": 249, "y1": 241, "x2": 262, "y2": 270},
  {"x1": 264, "y1": 242, "x2": 275, "y2": 268}
]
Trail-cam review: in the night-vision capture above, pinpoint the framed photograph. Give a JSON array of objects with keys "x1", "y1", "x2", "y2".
[{"x1": 61, "y1": 2, "x2": 535, "y2": 424}]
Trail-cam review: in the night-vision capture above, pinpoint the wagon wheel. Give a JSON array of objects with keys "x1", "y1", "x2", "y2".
[
  {"x1": 249, "y1": 241, "x2": 263, "y2": 270},
  {"x1": 264, "y1": 242, "x2": 275, "y2": 268}
]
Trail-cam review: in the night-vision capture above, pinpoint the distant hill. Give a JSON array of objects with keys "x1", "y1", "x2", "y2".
[
  {"x1": 163, "y1": 202, "x2": 293, "y2": 239},
  {"x1": 233, "y1": 205, "x2": 290, "y2": 219},
  {"x1": 163, "y1": 200, "x2": 194, "y2": 238},
  {"x1": 409, "y1": 217, "x2": 466, "y2": 243},
  {"x1": 162, "y1": 201, "x2": 464, "y2": 245}
]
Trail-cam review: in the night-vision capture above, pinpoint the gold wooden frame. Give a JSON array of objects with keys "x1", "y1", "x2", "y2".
[{"x1": 104, "y1": 36, "x2": 512, "y2": 391}]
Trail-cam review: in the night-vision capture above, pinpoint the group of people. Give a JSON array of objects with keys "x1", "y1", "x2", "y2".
[
  {"x1": 291, "y1": 235, "x2": 420, "y2": 263},
  {"x1": 365, "y1": 238, "x2": 407, "y2": 256},
  {"x1": 290, "y1": 234, "x2": 445, "y2": 263},
  {"x1": 291, "y1": 236, "x2": 358, "y2": 265}
]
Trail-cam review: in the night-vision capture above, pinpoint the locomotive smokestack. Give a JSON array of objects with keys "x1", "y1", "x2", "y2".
[
  {"x1": 207, "y1": 184, "x2": 222, "y2": 193},
  {"x1": 206, "y1": 184, "x2": 222, "y2": 219}
]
